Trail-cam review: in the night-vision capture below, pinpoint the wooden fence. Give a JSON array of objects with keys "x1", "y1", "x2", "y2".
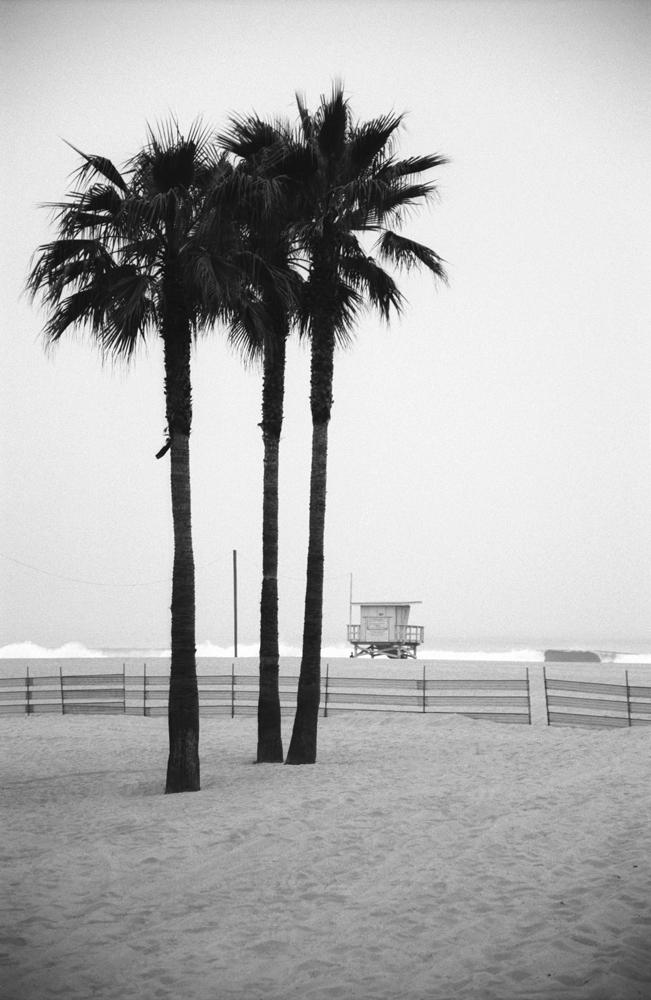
[
  {"x1": 544, "y1": 667, "x2": 651, "y2": 727},
  {"x1": 0, "y1": 665, "x2": 532, "y2": 724}
]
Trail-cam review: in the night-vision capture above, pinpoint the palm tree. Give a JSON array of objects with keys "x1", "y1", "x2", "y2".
[
  {"x1": 27, "y1": 120, "x2": 261, "y2": 791},
  {"x1": 276, "y1": 84, "x2": 448, "y2": 764},
  {"x1": 220, "y1": 116, "x2": 302, "y2": 762}
]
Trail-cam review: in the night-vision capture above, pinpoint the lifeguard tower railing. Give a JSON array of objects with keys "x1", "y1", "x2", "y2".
[{"x1": 347, "y1": 625, "x2": 424, "y2": 644}]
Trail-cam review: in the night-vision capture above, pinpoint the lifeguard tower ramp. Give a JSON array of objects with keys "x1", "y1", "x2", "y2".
[{"x1": 348, "y1": 602, "x2": 424, "y2": 659}]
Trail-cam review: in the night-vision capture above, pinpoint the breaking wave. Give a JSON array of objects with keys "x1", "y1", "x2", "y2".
[
  {"x1": 1, "y1": 640, "x2": 546, "y2": 661},
  {"x1": 0, "y1": 641, "x2": 107, "y2": 659},
  {"x1": 2, "y1": 641, "x2": 646, "y2": 663}
]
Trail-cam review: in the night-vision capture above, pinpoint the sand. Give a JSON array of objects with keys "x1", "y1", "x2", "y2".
[{"x1": 1, "y1": 710, "x2": 650, "y2": 1000}]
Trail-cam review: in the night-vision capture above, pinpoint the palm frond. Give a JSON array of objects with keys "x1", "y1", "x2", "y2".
[
  {"x1": 54, "y1": 185, "x2": 125, "y2": 238},
  {"x1": 315, "y1": 85, "x2": 348, "y2": 162},
  {"x1": 374, "y1": 231, "x2": 447, "y2": 279},
  {"x1": 121, "y1": 236, "x2": 162, "y2": 269},
  {"x1": 186, "y1": 249, "x2": 244, "y2": 323},
  {"x1": 128, "y1": 118, "x2": 224, "y2": 209},
  {"x1": 193, "y1": 154, "x2": 231, "y2": 193},
  {"x1": 64, "y1": 141, "x2": 128, "y2": 192},
  {"x1": 183, "y1": 117, "x2": 221, "y2": 162},
  {"x1": 226, "y1": 298, "x2": 270, "y2": 364},
  {"x1": 365, "y1": 181, "x2": 440, "y2": 225},
  {"x1": 375, "y1": 153, "x2": 448, "y2": 181},
  {"x1": 348, "y1": 113, "x2": 403, "y2": 173},
  {"x1": 272, "y1": 142, "x2": 320, "y2": 186},
  {"x1": 220, "y1": 114, "x2": 285, "y2": 159},
  {"x1": 153, "y1": 140, "x2": 198, "y2": 192},
  {"x1": 328, "y1": 281, "x2": 365, "y2": 348},
  {"x1": 40, "y1": 286, "x2": 106, "y2": 347},
  {"x1": 100, "y1": 274, "x2": 157, "y2": 360},
  {"x1": 337, "y1": 253, "x2": 403, "y2": 320},
  {"x1": 207, "y1": 167, "x2": 289, "y2": 225},
  {"x1": 27, "y1": 239, "x2": 114, "y2": 301},
  {"x1": 295, "y1": 92, "x2": 314, "y2": 142},
  {"x1": 76, "y1": 184, "x2": 124, "y2": 213},
  {"x1": 297, "y1": 271, "x2": 363, "y2": 347},
  {"x1": 111, "y1": 269, "x2": 156, "y2": 318}
]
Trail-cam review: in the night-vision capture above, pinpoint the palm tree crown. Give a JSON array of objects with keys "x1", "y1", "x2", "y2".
[
  {"x1": 28, "y1": 120, "x2": 258, "y2": 363},
  {"x1": 258, "y1": 86, "x2": 447, "y2": 340}
]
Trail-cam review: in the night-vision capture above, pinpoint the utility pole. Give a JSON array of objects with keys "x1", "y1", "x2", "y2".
[
  {"x1": 349, "y1": 572, "x2": 353, "y2": 632},
  {"x1": 233, "y1": 549, "x2": 238, "y2": 658}
]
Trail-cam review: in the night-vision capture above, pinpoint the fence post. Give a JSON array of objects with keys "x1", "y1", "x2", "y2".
[
  {"x1": 542, "y1": 665, "x2": 550, "y2": 726},
  {"x1": 143, "y1": 663, "x2": 147, "y2": 717},
  {"x1": 324, "y1": 663, "x2": 329, "y2": 718},
  {"x1": 526, "y1": 667, "x2": 531, "y2": 725},
  {"x1": 422, "y1": 663, "x2": 426, "y2": 713},
  {"x1": 60, "y1": 666, "x2": 64, "y2": 715},
  {"x1": 625, "y1": 669, "x2": 632, "y2": 727},
  {"x1": 231, "y1": 662, "x2": 235, "y2": 718}
]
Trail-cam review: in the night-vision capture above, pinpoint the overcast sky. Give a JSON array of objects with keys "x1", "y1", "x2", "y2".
[{"x1": 1, "y1": 0, "x2": 649, "y2": 655}]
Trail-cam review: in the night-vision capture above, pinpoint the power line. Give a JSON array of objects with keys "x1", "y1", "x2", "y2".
[
  {"x1": 0, "y1": 550, "x2": 233, "y2": 589},
  {"x1": 2, "y1": 550, "x2": 350, "y2": 589}
]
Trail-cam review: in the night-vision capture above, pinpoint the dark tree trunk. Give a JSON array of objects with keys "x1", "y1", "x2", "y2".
[
  {"x1": 285, "y1": 318, "x2": 335, "y2": 765},
  {"x1": 163, "y1": 293, "x2": 200, "y2": 793},
  {"x1": 257, "y1": 323, "x2": 287, "y2": 763}
]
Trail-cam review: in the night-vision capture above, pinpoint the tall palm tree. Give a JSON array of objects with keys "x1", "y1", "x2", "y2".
[
  {"x1": 275, "y1": 84, "x2": 448, "y2": 764},
  {"x1": 27, "y1": 120, "x2": 261, "y2": 792},
  {"x1": 220, "y1": 116, "x2": 302, "y2": 762}
]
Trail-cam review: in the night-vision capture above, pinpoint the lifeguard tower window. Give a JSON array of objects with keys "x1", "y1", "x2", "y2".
[{"x1": 347, "y1": 602, "x2": 424, "y2": 659}]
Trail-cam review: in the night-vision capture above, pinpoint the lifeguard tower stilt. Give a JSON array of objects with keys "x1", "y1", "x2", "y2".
[{"x1": 347, "y1": 602, "x2": 424, "y2": 659}]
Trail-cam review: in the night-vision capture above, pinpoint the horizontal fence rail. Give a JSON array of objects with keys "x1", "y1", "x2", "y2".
[
  {"x1": 0, "y1": 665, "x2": 532, "y2": 725},
  {"x1": 543, "y1": 668, "x2": 651, "y2": 728}
]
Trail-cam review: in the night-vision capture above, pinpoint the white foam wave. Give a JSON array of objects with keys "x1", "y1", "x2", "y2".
[
  {"x1": 197, "y1": 642, "x2": 345, "y2": 658},
  {"x1": 419, "y1": 648, "x2": 544, "y2": 662},
  {"x1": 0, "y1": 641, "x2": 106, "y2": 659},
  {"x1": 6, "y1": 641, "x2": 644, "y2": 663},
  {"x1": 195, "y1": 644, "x2": 547, "y2": 661},
  {"x1": 196, "y1": 641, "x2": 260, "y2": 658}
]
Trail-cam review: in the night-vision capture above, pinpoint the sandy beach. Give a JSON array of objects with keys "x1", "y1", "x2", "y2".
[{"x1": 1, "y1": 708, "x2": 650, "y2": 1000}]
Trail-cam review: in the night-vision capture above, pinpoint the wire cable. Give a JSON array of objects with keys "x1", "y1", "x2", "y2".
[{"x1": 0, "y1": 550, "x2": 233, "y2": 589}]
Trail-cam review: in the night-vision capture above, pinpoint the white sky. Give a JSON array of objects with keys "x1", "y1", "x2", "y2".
[{"x1": 1, "y1": 0, "x2": 650, "y2": 653}]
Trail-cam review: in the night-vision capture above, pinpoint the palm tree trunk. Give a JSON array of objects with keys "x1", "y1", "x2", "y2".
[
  {"x1": 163, "y1": 326, "x2": 200, "y2": 793},
  {"x1": 285, "y1": 323, "x2": 334, "y2": 765},
  {"x1": 257, "y1": 326, "x2": 287, "y2": 763}
]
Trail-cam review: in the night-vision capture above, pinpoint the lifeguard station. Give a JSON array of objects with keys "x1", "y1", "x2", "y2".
[{"x1": 347, "y1": 602, "x2": 424, "y2": 659}]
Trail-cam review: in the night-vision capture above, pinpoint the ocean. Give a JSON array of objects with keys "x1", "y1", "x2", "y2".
[{"x1": 1, "y1": 639, "x2": 650, "y2": 682}]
